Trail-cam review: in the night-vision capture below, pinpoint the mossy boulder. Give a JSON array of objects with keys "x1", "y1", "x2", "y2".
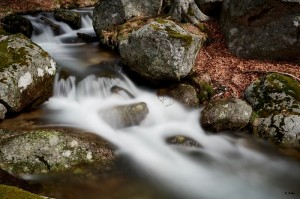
[
  {"x1": 100, "y1": 102, "x2": 149, "y2": 128},
  {"x1": 220, "y1": 0, "x2": 300, "y2": 60},
  {"x1": 1, "y1": 14, "x2": 33, "y2": 38},
  {"x1": 201, "y1": 98, "x2": 252, "y2": 132},
  {"x1": 157, "y1": 84, "x2": 199, "y2": 108},
  {"x1": 0, "y1": 185, "x2": 43, "y2": 199},
  {"x1": 54, "y1": 9, "x2": 81, "y2": 29},
  {"x1": 0, "y1": 33, "x2": 56, "y2": 114},
  {"x1": 119, "y1": 19, "x2": 205, "y2": 84},
  {"x1": 0, "y1": 129, "x2": 114, "y2": 175},
  {"x1": 92, "y1": 0, "x2": 162, "y2": 38},
  {"x1": 245, "y1": 73, "x2": 300, "y2": 147}
]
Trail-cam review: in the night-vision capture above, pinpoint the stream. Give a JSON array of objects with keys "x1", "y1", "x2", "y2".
[{"x1": 13, "y1": 8, "x2": 300, "y2": 199}]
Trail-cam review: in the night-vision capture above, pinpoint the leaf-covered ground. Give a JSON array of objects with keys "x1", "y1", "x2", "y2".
[{"x1": 195, "y1": 21, "x2": 300, "y2": 98}]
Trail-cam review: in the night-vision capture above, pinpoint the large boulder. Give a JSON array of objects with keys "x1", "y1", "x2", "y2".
[
  {"x1": 0, "y1": 33, "x2": 56, "y2": 114},
  {"x1": 220, "y1": 0, "x2": 300, "y2": 60},
  {"x1": 0, "y1": 129, "x2": 114, "y2": 175},
  {"x1": 119, "y1": 19, "x2": 205, "y2": 84},
  {"x1": 200, "y1": 98, "x2": 252, "y2": 132},
  {"x1": 93, "y1": 0, "x2": 162, "y2": 37},
  {"x1": 245, "y1": 73, "x2": 300, "y2": 147},
  {"x1": 1, "y1": 14, "x2": 33, "y2": 38}
]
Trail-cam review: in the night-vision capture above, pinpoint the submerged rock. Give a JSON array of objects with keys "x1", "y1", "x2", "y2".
[
  {"x1": 0, "y1": 129, "x2": 114, "y2": 175},
  {"x1": 245, "y1": 73, "x2": 300, "y2": 147},
  {"x1": 201, "y1": 98, "x2": 252, "y2": 132},
  {"x1": 157, "y1": 84, "x2": 199, "y2": 108},
  {"x1": 0, "y1": 33, "x2": 56, "y2": 113},
  {"x1": 54, "y1": 9, "x2": 81, "y2": 29},
  {"x1": 119, "y1": 19, "x2": 204, "y2": 84},
  {"x1": 93, "y1": 0, "x2": 162, "y2": 38},
  {"x1": 220, "y1": 0, "x2": 300, "y2": 60},
  {"x1": 1, "y1": 14, "x2": 33, "y2": 38},
  {"x1": 100, "y1": 102, "x2": 149, "y2": 128}
]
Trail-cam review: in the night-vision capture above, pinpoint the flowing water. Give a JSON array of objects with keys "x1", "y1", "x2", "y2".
[{"x1": 24, "y1": 8, "x2": 300, "y2": 199}]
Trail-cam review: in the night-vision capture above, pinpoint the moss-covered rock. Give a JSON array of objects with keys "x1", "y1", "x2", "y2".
[
  {"x1": 157, "y1": 84, "x2": 199, "y2": 108},
  {"x1": 54, "y1": 9, "x2": 81, "y2": 29},
  {"x1": 245, "y1": 73, "x2": 300, "y2": 147},
  {"x1": 119, "y1": 19, "x2": 205, "y2": 85},
  {"x1": 200, "y1": 98, "x2": 252, "y2": 132},
  {"x1": 0, "y1": 129, "x2": 114, "y2": 175},
  {"x1": 0, "y1": 185, "x2": 43, "y2": 199},
  {"x1": 1, "y1": 14, "x2": 33, "y2": 38},
  {"x1": 0, "y1": 33, "x2": 56, "y2": 113}
]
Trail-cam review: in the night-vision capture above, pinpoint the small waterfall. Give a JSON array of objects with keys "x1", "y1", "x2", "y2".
[
  {"x1": 25, "y1": 8, "x2": 300, "y2": 199},
  {"x1": 46, "y1": 69, "x2": 300, "y2": 199}
]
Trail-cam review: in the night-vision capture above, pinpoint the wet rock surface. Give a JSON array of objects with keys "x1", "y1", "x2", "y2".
[
  {"x1": 0, "y1": 33, "x2": 56, "y2": 114},
  {"x1": 157, "y1": 84, "x2": 199, "y2": 108},
  {"x1": 245, "y1": 73, "x2": 300, "y2": 147},
  {"x1": 220, "y1": 0, "x2": 300, "y2": 60},
  {"x1": 0, "y1": 129, "x2": 114, "y2": 175},
  {"x1": 119, "y1": 19, "x2": 204, "y2": 84},
  {"x1": 100, "y1": 102, "x2": 149, "y2": 128},
  {"x1": 54, "y1": 9, "x2": 81, "y2": 29},
  {"x1": 201, "y1": 98, "x2": 252, "y2": 132}
]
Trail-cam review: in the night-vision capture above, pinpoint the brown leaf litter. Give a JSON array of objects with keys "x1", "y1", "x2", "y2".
[{"x1": 194, "y1": 20, "x2": 300, "y2": 99}]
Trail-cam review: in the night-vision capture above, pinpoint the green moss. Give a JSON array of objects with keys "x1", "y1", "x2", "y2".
[
  {"x1": 165, "y1": 26, "x2": 193, "y2": 47},
  {"x1": 0, "y1": 185, "x2": 43, "y2": 199},
  {"x1": 0, "y1": 34, "x2": 29, "y2": 72},
  {"x1": 155, "y1": 18, "x2": 168, "y2": 24},
  {"x1": 249, "y1": 73, "x2": 300, "y2": 117}
]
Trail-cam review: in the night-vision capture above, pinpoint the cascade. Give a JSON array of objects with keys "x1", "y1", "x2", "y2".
[{"x1": 25, "y1": 8, "x2": 300, "y2": 199}]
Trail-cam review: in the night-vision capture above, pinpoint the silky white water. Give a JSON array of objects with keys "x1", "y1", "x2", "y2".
[{"x1": 27, "y1": 9, "x2": 300, "y2": 199}]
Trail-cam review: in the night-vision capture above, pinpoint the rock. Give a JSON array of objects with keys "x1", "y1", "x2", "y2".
[
  {"x1": 0, "y1": 129, "x2": 114, "y2": 175},
  {"x1": 1, "y1": 14, "x2": 33, "y2": 38},
  {"x1": 54, "y1": 9, "x2": 81, "y2": 29},
  {"x1": 187, "y1": 72, "x2": 213, "y2": 103},
  {"x1": 245, "y1": 73, "x2": 300, "y2": 147},
  {"x1": 119, "y1": 19, "x2": 205, "y2": 84},
  {"x1": 100, "y1": 102, "x2": 149, "y2": 128},
  {"x1": 110, "y1": 85, "x2": 135, "y2": 99},
  {"x1": 201, "y1": 98, "x2": 252, "y2": 132},
  {"x1": 157, "y1": 84, "x2": 199, "y2": 108},
  {"x1": 220, "y1": 0, "x2": 300, "y2": 60},
  {"x1": 195, "y1": 0, "x2": 223, "y2": 18},
  {"x1": 0, "y1": 33, "x2": 56, "y2": 113},
  {"x1": 77, "y1": 32, "x2": 98, "y2": 43},
  {"x1": 0, "y1": 185, "x2": 43, "y2": 199},
  {"x1": 40, "y1": 16, "x2": 60, "y2": 35},
  {"x1": 92, "y1": 0, "x2": 162, "y2": 37},
  {"x1": 166, "y1": 136, "x2": 201, "y2": 147},
  {"x1": 0, "y1": 104, "x2": 7, "y2": 119}
]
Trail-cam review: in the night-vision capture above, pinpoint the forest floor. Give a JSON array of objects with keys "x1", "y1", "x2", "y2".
[
  {"x1": 1, "y1": 2, "x2": 299, "y2": 99},
  {"x1": 195, "y1": 20, "x2": 300, "y2": 99}
]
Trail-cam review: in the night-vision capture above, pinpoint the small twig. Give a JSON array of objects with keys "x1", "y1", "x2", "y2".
[
  {"x1": 242, "y1": 70, "x2": 300, "y2": 82},
  {"x1": 204, "y1": 50, "x2": 212, "y2": 59}
]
